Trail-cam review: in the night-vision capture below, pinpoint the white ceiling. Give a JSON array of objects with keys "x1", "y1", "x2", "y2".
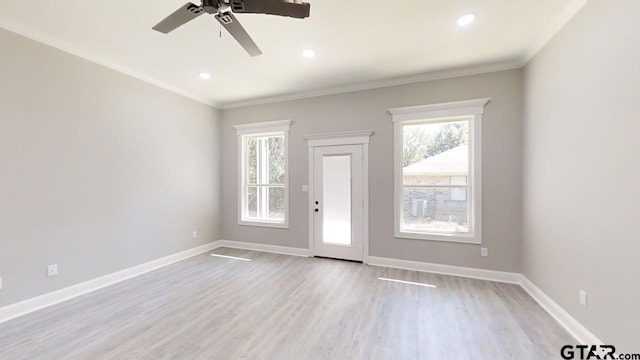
[{"x1": 0, "y1": 0, "x2": 585, "y2": 108}]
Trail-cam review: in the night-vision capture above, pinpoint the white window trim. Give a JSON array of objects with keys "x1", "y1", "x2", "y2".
[
  {"x1": 389, "y1": 98, "x2": 489, "y2": 244},
  {"x1": 233, "y1": 120, "x2": 291, "y2": 229}
]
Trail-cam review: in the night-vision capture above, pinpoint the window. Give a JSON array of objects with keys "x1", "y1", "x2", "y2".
[
  {"x1": 390, "y1": 98, "x2": 488, "y2": 243},
  {"x1": 234, "y1": 120, "x2": 290, "y2": 228}
]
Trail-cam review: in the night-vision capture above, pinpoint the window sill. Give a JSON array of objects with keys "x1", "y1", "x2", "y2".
[
  {"x1": 239, "y1": 219, "x2": 289, "y2": 229},
  {"x1": 395, "y1": 230, "x2": 481, "y2": 244}
]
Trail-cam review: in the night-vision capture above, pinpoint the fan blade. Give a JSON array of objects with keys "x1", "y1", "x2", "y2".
[
  {"x1": 153, "y1": 3, "x2": 205, "y2": 34},
  {"x1": 231, "y1": 0, "x2": 310, "y2": 19},
  {"x1": 215, "y1": 12, "x2": 262, "y2": 57}
]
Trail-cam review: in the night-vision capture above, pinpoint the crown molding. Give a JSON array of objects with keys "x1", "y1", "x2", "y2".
[
  {"x1": 2, "y1": 14, "x2": 514, "y2": 112},
  {"x1": 0, "y1": 16, "x2": 221, "y2": 109},
  {"x1": 219, "y1": 60, "x2": 522, "y2": 109},
  {"x1": 1, "y1": 0, "x2": 586, "y2": 112},
  {"x1": 521, "y1": 0, "x2": 588, "y2": 65}
]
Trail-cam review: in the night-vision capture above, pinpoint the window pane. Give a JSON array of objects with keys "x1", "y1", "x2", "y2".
[
  {"x1": 268, "y1": 136, "x2": 285, "y2": 185},
  {"x1": 449, "y1": 188, "x2": 467, "y2": 201},
  {"x1": 401, "y1": 187, "x2": 469, "y2": 233},
  {"x1": 450, "y1": 176, "x2": 467, "y2": 185},
  {"x1": 450, "y1": 176, "x2": 467, "y2": 201},
  {"x1": 403, "y1": 120, "x2": 469, "y2": 186},
  {"x1": 246, "y1": 137, "x2": 257, "y2": 184},
  {"x1": 268, "y1": 186, "x2": 285, "y2": 221},
  {"x1": 246, "y1": 186, "x2": 258, "y2": 218}
]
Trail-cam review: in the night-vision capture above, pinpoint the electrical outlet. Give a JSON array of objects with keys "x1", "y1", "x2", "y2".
[
  {"x1": 192, "y1": 231, "x2": 198, "y2": 239},
  {"x1": 481, "y1": 248, "x2": 488, "y2": 257},
  {"x1": 47, "y1": 264, "x2": 58, "y2": 277},
  {"x1": 579, "y1": 290, "x2": 587, "y2": 307}
]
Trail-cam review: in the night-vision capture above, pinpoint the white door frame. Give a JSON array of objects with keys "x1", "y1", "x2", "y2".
[{"x1": 305, "y1": 130, "x2": 373, "y2": 263}]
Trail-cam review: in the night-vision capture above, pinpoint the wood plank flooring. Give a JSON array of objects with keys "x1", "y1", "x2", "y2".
[{"x1": 0, "y1": 248, "x2": 574, "y2": 359}]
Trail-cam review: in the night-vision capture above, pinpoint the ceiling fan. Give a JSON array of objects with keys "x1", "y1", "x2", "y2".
[{"x1": 152, "y1": 0, "x2": 311, "y2": 57}]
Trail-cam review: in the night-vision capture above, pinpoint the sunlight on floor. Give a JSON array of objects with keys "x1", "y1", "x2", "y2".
[
  {"x1": 378, "y1": 277, "x2": 437, "y2": 288},
  {"x1": 210, "y1": 253, "x2": 252, "y2": 261}
]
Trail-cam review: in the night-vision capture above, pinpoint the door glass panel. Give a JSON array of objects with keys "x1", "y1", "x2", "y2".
[{"x1": 322, "y1": 155, "x2": 351, "y2": 245}]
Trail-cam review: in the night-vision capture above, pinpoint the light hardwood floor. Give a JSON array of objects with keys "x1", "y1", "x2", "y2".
[{"x1": 0, "y1": 248, "x2": 574, "y2": 359}]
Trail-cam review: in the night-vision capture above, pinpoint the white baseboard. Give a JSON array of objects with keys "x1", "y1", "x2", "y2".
[
  {"x1": 0, "y1": 241, "x2": 218, "y2": 324},
  {"x1": 0, "y1": 239, "x2": 602, "y2": 347},
  {"x1": 214, "y1": 240, "x2": 311, "y2": 257},
  {"x1": 366, "y1": 255, "x2": 600, "y2": 345},
  {"x1": 367, "y1": 256, "x2": 522, "y2": 284},
  {"x1": 519, "y1": 275, "x2": 602, "y2": 345}
]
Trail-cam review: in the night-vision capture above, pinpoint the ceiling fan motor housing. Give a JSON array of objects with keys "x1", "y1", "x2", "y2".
[{"x1": 202, "y1": 0, "x2": 219, "y2": 14}]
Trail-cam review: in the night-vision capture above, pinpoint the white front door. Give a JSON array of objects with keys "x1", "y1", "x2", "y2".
[{"x1": 312, "y1": 145, "x2": 364, "y2": 261}]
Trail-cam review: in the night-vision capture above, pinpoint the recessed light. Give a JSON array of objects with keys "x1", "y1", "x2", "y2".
[
  {"x1": 199, "y1": 72, "x2": 211, "y2": 80},
  {"x1": 302, "y1": 49, "x2": 315, "y2": 58},
  {"x1": 457, "y1": 13, "x2": 476, "y2": 27}
]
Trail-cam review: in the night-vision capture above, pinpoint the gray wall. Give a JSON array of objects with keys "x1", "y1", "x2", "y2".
[
  {"x1": 4, "y1": 0, "x2": 635, "y2": 348},
  {"x1": 0, "y1": 29, "x2": 222, "y2": 306},
  {"x1": 221, "y1": 69, "x2": 523, "y2": 272},
  {"x1": 523, "y1": 0, "x2": 640, "y2": 351}
]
